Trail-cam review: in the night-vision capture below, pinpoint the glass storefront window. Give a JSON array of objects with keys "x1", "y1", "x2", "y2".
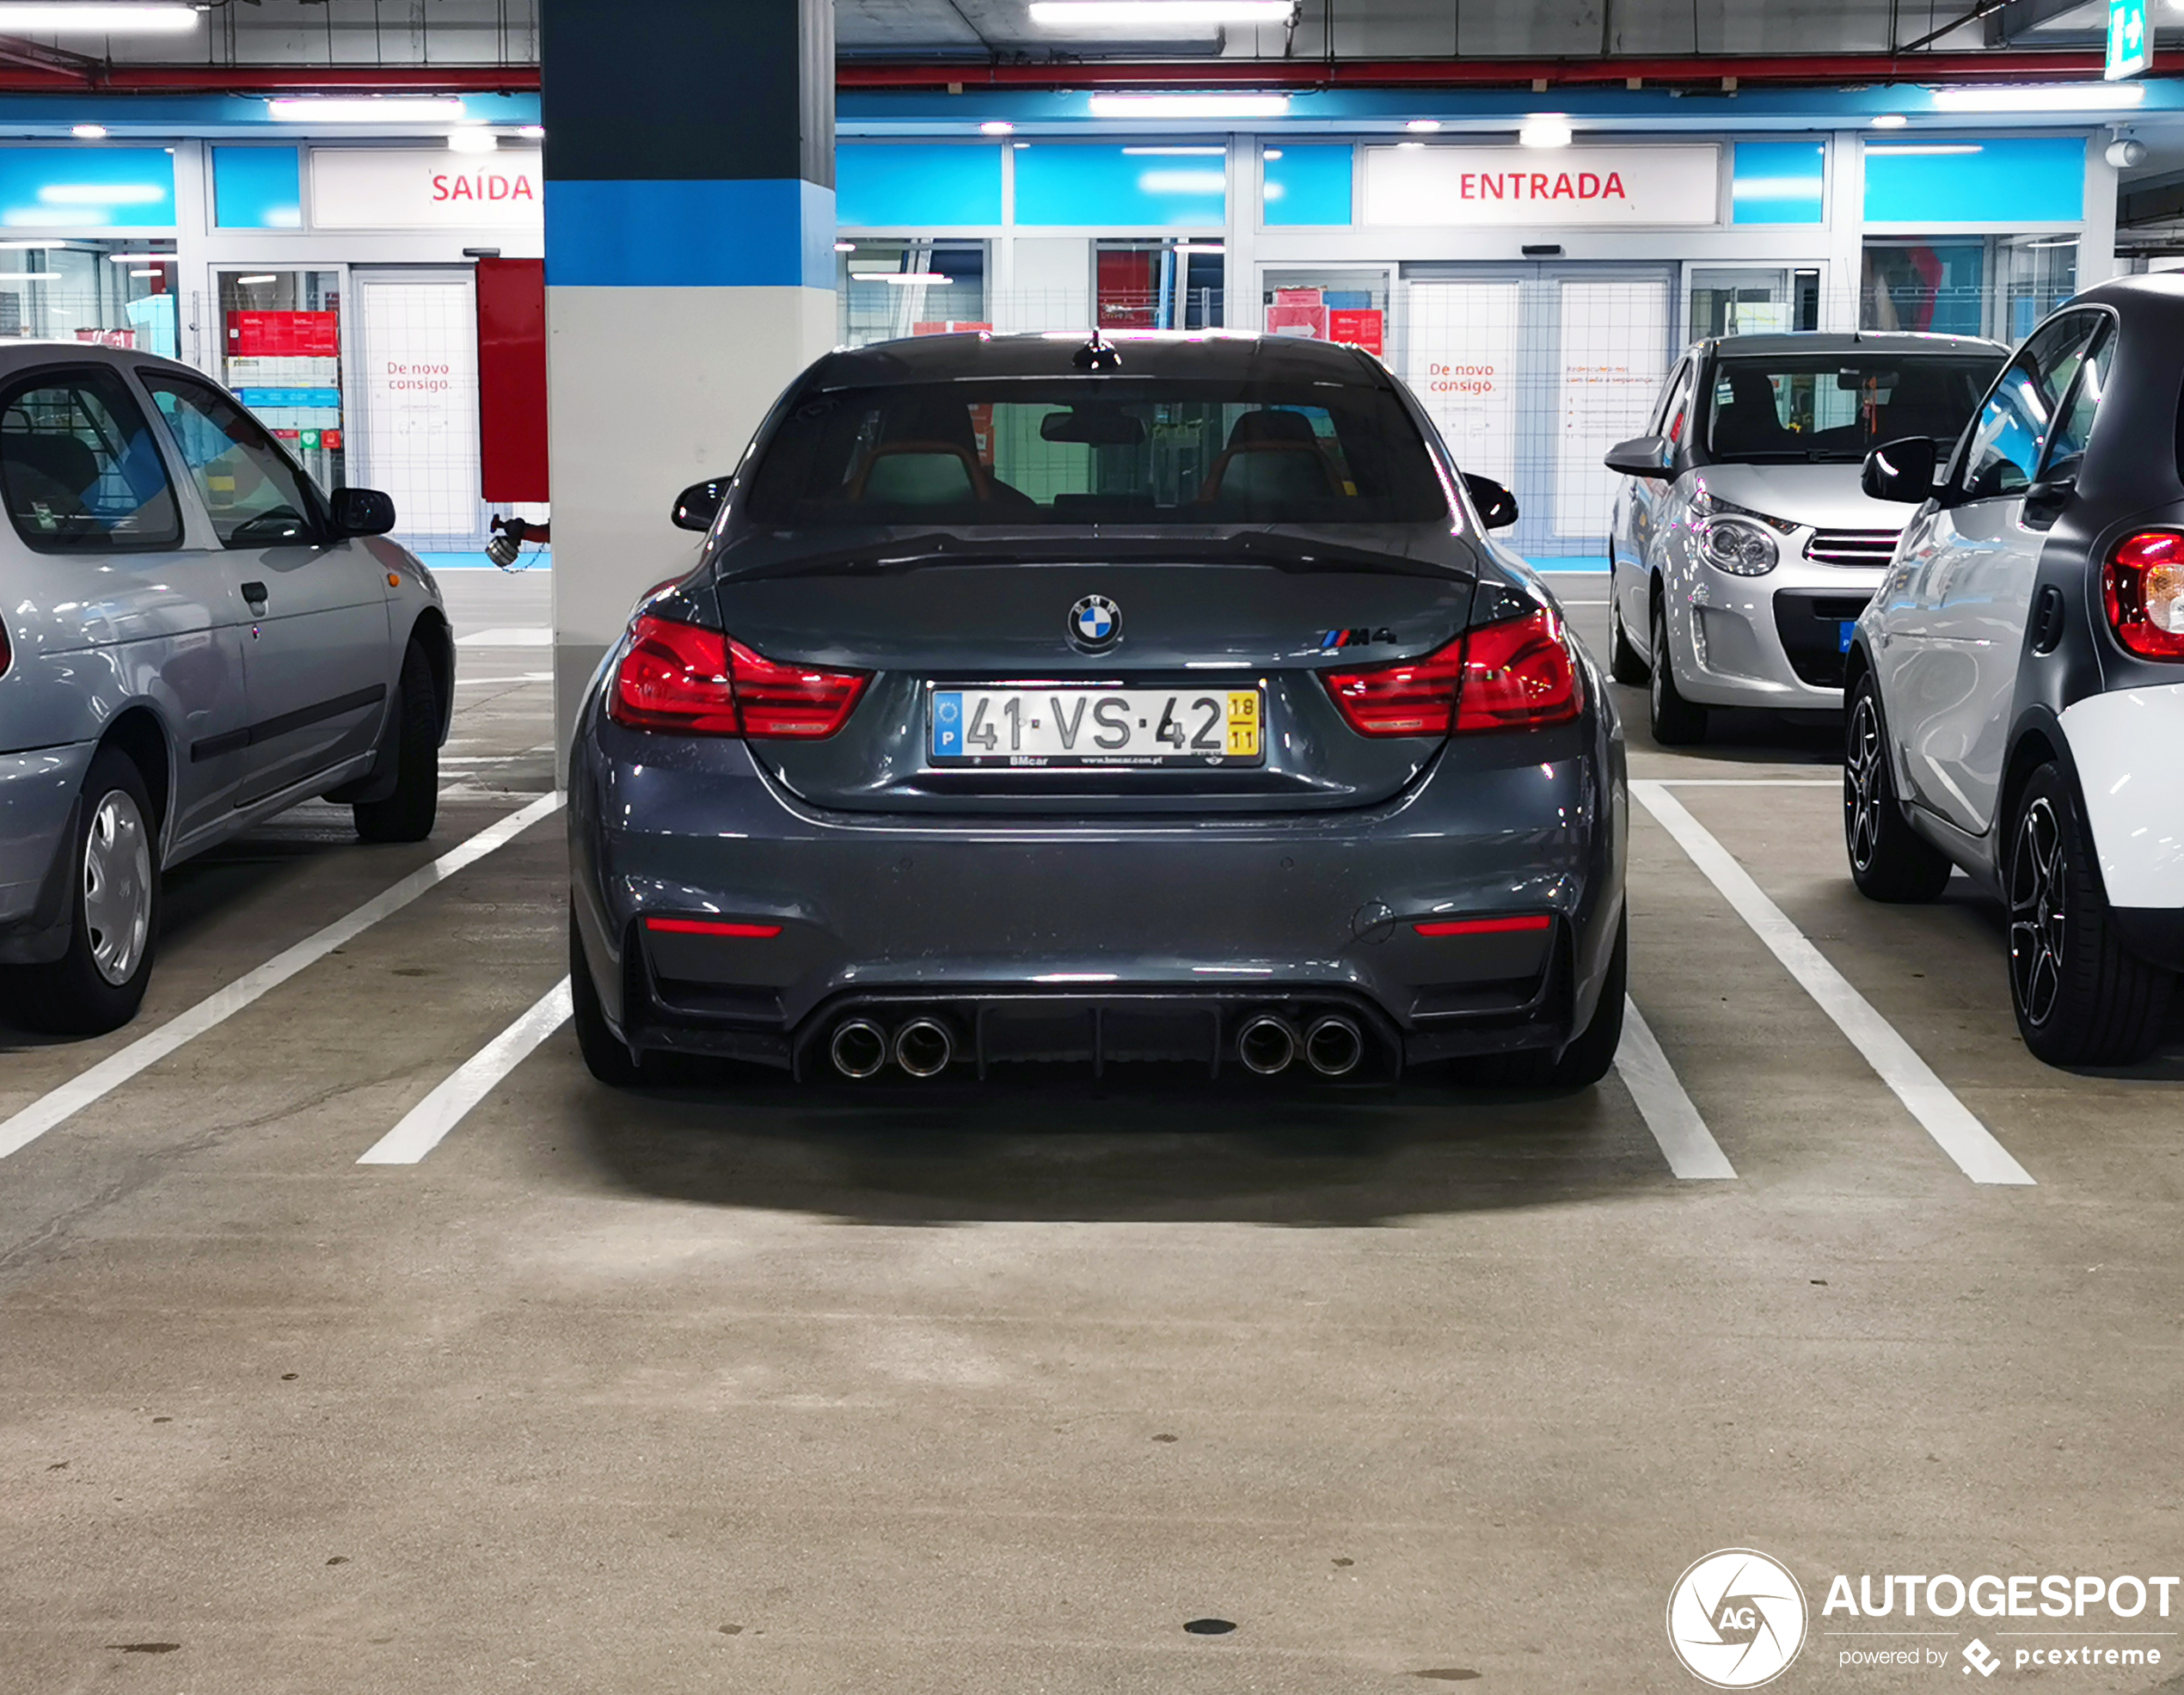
[
  {"x1": 1862, "y1": 240, "x2": 1988, "y2": 337},
  {"x1": 1097, "y1": 240, "x2": 1224, "y2": 332},
  {"x1": 2002, "y1": 236, "x2": 2078, "y2": 342},
  {"x1": 0, "y1": 240, "x2": 177, "y2": 354},
  {"x1": 217, "y1": 268, "x2": 345, "y2": 494},
  {"x1": 1690, "y1": 267, "x2": 1820, "y2": 339},
  {"x1": 1259, "y1": 267, "x2": 1384, "y2": 356},
  {"x1": 837, "y1": 241, "x2": 988, "y2": 347}
]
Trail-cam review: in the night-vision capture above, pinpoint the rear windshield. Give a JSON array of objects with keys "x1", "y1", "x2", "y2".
[
  {"x1": 742, "y1": 380, "x2": 1450, "y2": 526},
  {"x1": 1702, "y1": 353, "x2": 2000, "y2": 464}
]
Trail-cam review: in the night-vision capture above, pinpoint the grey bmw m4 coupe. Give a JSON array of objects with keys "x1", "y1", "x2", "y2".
[{"x1": 567, "y1": 331, "x2": 1627, "y2": 1090}]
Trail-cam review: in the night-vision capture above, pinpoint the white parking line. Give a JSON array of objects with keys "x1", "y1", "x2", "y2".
[
  {"x1": 1631, "y1": 781, "x2": 2034, "y2": 1187},
  {"x1": 454, "y1": 672, "x2": 552, "y2": 686},
  {"x1": 456, "y1": 628, "x2": 552, "y2": 648},
  {"x1": 1654, "y1": 778, "x2": 1837, "y2": 788},
  {"x1": 1614, "y1": 997, "x2": 1736, "y2": 1179},
  {"x1": 0, "y1": 792, "x2": 566, "y2": 1161},
  {"x1": 358, "y1": 978, "x2": 572, "y2": 1165}
]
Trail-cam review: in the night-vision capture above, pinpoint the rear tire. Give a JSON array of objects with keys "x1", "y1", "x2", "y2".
[
  {"x1": 353, "y1": 641, "x2": 439, "y2": 844},
  {"x1": 570, "y1": 903, "x2": 648, "y2": 1086},
  {"x1": 1844, "y1": 675, "x2": 1952, "y2": 903},
  {"x1": 1647, "y1": 598, "x2": 1708, "y2": 746},
  {"x1": 1607, "y1": 599, "x2": 1649, "y2": 685},
  {"x1": 2007, "y1": 763, "x2": 2174, "y2": 1067},
  {"x1": 1, "y1": 746, "x2": 161, "y2": 1035}
]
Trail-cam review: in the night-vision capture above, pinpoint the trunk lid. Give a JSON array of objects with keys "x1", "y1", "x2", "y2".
[{"x1": 708, "y1": 541, "x2": 1480, "y2": 816}]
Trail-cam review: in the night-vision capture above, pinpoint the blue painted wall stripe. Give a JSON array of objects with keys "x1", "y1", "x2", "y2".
[
  {"x1": 544, "y1": 178, "x2": 835, "y2": 288},
  {"x1": 837, "y1": 143, "x2": 1001, "y2": 227},
  {"x1": 1261, "y1": 144, "x2": 1353, "y2": 226},
  {"x1": 1863, "y1": 136, "x2": 2084, "y2": 224},
  {"x1": 1730, "y1": 139, "x2": 1825, "y2": 226},
  {"x1": 212, "y1": 145, "x2": 301, "y2": 230}
]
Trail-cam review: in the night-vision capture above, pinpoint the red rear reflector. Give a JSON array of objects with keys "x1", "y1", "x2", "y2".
[
  {"x1": 2103, "y1": 531, "x2": 2184, "y2": 660},
  {"x1": 606, "y1": 613, "x2": 868, "y2": 737},
  {"x1": 1321, "y1": 608, "x2": 1581, "y2": 739},
  {"x1": 644, "y1": 917, "x2": 782, "y2": 938},
  {"x1": 1414, "y1": 913, "x2": 1553, "y2": 938}
]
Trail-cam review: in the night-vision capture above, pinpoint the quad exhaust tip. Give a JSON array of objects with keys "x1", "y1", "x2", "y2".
[
  {"x1": 893, "y1": 1017, "x2": 955, "y2": 1078},
  {"x1": 1236, "y1": 1014, "x2": 1298, "y2": 1076},
  {"x1": 830, "y1": 1018, "x2": 889, "y2": 1079},
  {"x1": 1304, "y1": 1015, "x2": 1365, "y2": 1078}
]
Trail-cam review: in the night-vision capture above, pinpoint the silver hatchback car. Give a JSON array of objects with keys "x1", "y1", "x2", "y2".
[
  {"x1": 0, "y1": 346, "x2": 451, "y2": 1034},
  {"x1": 1603, "y1": 330, "x2": 2006, "y2": 744}
]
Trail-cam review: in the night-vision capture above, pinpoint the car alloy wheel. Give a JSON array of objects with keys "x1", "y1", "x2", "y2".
[
  {"x1": 2008, "y1": 795, "x2": 2066, "y2": 1030},
  {"x1": 82, "y1": 787, "x2": 153, "y2": 986},
  {"x1": 1844, "y1": 692, "x2": 1886, "y2": 875}
]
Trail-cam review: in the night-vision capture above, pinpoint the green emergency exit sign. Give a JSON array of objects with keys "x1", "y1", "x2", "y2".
[{"x1": 2108, "y1": 0, "x2": 2150, "y2": 79}]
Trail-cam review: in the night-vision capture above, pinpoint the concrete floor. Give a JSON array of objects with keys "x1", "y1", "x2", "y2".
[{"x1": 3, "y1": 568, "x2": 2180, "y2": 1693}]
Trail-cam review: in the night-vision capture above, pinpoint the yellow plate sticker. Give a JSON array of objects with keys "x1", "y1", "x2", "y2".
[{"x1": 1225, "y1": 691, "x2": 1261, "y2": 758}]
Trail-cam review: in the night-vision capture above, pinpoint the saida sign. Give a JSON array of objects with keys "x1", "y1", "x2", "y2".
[{"x1": 2107, "y1": 0, "x2": 2150, "y2": 81}]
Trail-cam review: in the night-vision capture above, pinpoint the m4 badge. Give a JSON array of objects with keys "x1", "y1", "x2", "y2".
[{"x1": 1320, "y1": 626, "x2": 1398, "y2": 650}]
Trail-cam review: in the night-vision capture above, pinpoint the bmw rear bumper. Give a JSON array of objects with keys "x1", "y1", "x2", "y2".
[{"x1": 568, "y1": 704, "x2": 1626, "y2": 1078}]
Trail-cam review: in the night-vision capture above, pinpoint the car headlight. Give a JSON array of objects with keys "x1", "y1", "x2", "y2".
[{"x1": 1695, "y1": 514, "x2": 1780, "y2": 576}]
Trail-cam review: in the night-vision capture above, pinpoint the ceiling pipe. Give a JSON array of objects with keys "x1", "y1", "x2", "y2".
[
  {"x1": 837, "y1": 48, "x2": 2170, "y2": 91},
  {"x1": 0, "y1": 62, "x2": 540, "y2": 94}
]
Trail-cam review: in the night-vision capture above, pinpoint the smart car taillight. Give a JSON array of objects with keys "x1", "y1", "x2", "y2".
[
  {"x1": 1320, "y1": 608, "x2": 1581, "y2": 739},
  {"x1": 0, "y1": 617, "x2": 10, "y2": 679},
  {"x1": 607, "y1": 614, "x2": 868, "y2": 738},
  {"x1": 2103, "y1": 531, "x2": 2184, "y2": 660}
]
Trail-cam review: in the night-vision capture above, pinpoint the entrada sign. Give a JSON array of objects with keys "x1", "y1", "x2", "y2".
[{"x1": 1361, "y1": 144, "x2": 1721, "y2": 228}]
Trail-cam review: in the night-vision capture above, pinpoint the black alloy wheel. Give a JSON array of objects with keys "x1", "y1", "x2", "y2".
[
  {"x1": 1647, "y1": 597, "x2": 1707, "y2": 746},
  {"x1": 1843, "y1": 677, "x2": 1951, "y2": 903}
]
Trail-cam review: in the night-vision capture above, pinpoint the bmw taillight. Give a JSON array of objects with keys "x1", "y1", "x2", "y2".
[
  {"x1": 2102, "y1": 531, "x2": 2184, "y2": 660},
  {"x1": 1322, "y1": 608, "x2": 1582, "y2": 738},
  {"x1": 606, "y1": 614, "x2": 868, "y2": 738}
]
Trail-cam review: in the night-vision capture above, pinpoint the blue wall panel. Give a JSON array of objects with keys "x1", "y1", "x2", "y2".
[
  {"x1": 1863, "y1": 137, "x2": 2084, "y2": 224},
  {"x1": 1015, "y1": 144, "x2": 1225, "y2": 227},
  {"x1": 837, "y1": 143, "x2": 1003, "y2": 227},
  {"x1": 1730, "y1": 140, "x2": 1824, "y2": 225},
  {"x1": 0, "y1": 145, "x2": 174, "y2": 228},
  {"x1": 212, "y1": 146, "x2": 301, "y2": 230},
  {"x1": 546, "y1": 178, "x2": 836, "y2": 287},
  {"x1": 1262, "y1": 144, "x2": 1353, "y2": 225}
]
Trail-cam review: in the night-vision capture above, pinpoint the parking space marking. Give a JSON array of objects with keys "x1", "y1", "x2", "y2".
[
  {"x1": 1614, "y1": 997, "x2": 1736, "y2": 1179},
  {"x1": 1631, "y1": 781, "x2": 2034, "y2": 1187},
  {"x1": 0, "y1": 792, "x2": 566, "y2": 1162},
  {"x1": 456, "y1": 628, "x2": 552, "y2": 648},
  {"x1": 358, "y1": 978, "x2": 572, "y2": 1165}
]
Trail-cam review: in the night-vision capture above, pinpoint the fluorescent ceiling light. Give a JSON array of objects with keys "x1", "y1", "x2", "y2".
[
  {"x1": 127, "y1": 267, "x2": 158, "y2": 277},
  {"x1": 0, "y1": 271, "x2": 58, "y2": 281},
  {"x1": 1032, "y1": 0, "x2": 1292, "y2": 22},
  {"x1": 1931, "y1": 83, "x2": 2145, "y2": 112},
  {"x1": 37, "y1": 181, "x2": 162, "y2": 204},
  {"x1": 1089, "y1": 92, "x2": 1289, "y2": 118},
  {"x1": 235, "y1": 273, "x2": 279, "y2": 284},
  {"x1": 1263, "y1": 147, "x2": 1282, "y2": 159},
  {"x1": 447, "y1": 129, "x2": 499, "y2": 154},
  {"x1": 0, "y1": 4, "x2": 198, "y2": 33},
  {"x1": 1397, "y1": 141, "x2": 1425, "y2": 150},
  {"x1": 1405, "y1": 119, "x2": 1441, "y2": 132},
  {"x1": 71, "y1": 123, "x2": 107, "y2": 139},
  {"x1": 1871, "y1": 113, "x2": 1908, "y2": 128},
  {"x1": 1867, "y1": 143, "x2": 1983, "y2": 155},
  {"x1": 1175, "y1": 241, "x2": 1224, "y2": 251},
  {"x1": 979, "y1": 120, "x2": 1014, "y2": 135},
  {"x1": 105, "y1": 251, "x2": 173, "y2": 261},
  {"x1": 1122, "y1": 144, "x2": 1225, "y2": 155},
  {"x1": 876, "y1": 273, "x2": 951, "y2": 285},
  {"x1": 832, "y1": 240, "x2": 856, "y2": 252},
  {"x1": 517, "y1": 125, "x2": 544, "y2": 139},
  {"x1": 266, "y1": 95, "x2": 469, "y2": 122},
  {"x1": 1518, "y1": 113, "x2": 1573, "y2": 149}
]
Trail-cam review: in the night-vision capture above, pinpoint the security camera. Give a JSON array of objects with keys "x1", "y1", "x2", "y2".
[{"x1": 2107, "y1": 138, "x2": 2149, "y2": 169}]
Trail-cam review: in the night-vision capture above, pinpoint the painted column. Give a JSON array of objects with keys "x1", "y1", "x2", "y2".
[{"x1": 541, "y1": 0, "x2": 837, "y2": 757}]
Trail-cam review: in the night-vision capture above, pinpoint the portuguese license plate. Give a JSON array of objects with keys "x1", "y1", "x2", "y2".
[{"x1": 929, "y1": 685, "x2": 1264, "y2": 768}]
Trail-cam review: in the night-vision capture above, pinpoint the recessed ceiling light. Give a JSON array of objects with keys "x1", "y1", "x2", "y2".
[
  {"x1": 0, "y1": 4, "x2": 197, "y2": 33},
  {"x1": 1931, "y1": 83, "x2": 2145, "y2": 112},
  {"x1": 979, "y1": 120, "x2": 1014, "y2": 135},
  {"x1": 1405, "y1": 119, "x2": 1441, "y2": 133},
  {"x1": 1397, "y1": 141, "x2": 1425, "y2": 150},
  {"x1": 71, "y1": 123, "x2": 107, "y2": 139},
  {"x1": 1518, "y1": 113, "x2": 1573, "y2": 149},
  {"x1": 516, "y1": 125, "x2": 544, "y2": 139},
  {"x1": 833, "y1": 241, "x2": 856, "y2": 252},
  {"x1": 1031, "y1": 0, "x2": 1292, "y2": 22},
  {"x1": 267, "y1": 95, "x2": 469, "y2": 122},
  {"x1": 446, "y1": 129, "x2": 499, "y2": 154},
  {"x1": 1871, "y1": 113, "x2": 1908, "y2": 128},
  {"x1": 1089, "y1": 92, "x2": 1289, "y2": 118}
]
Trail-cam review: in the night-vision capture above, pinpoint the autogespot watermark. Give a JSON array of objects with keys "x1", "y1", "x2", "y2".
[{"x1": 1667, "y1": 1552, "x2": 2179, "y2": 1684}]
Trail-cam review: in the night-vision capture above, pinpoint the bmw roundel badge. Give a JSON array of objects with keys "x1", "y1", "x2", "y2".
[{"x1": 1068, "y1": 593, "x2": 1121, "y2": 650}]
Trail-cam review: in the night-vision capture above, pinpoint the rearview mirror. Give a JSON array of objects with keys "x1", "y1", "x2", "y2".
[
  {"x1": 330, "y1": 486, "x2": 396, "y2": 537},
  {"x1": 1040, "y1": 406, "x2": 1146, "y2": 446},
  {"x1": 1862, "y1": 435, "x2": 1939, "y2": 504},
  {"x1": 1463, "y1": 472, "x2": 1519, "y2": 531},
  {"x1": 672, "y1": 476, "x2": 730, "y2": 531},
  {"x1": 1604, "y1": 434, "x2": 1673, "y2": 480}
]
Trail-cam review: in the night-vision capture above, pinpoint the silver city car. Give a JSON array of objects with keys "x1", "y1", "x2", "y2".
[
  {"x1": 1603, "y1": 330, "x2": 2007, "y2": 744},
  {"x1": 0, "y1": 346, "x2": 452, "y2": 1035}
]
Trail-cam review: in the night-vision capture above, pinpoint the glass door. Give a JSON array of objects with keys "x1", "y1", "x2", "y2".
[
  {"x1": 1690, "y1": 267, "x2": 1820, "y2": 339},
  {"x1": 217, "y1": 267, "x2": 346, "y2": 495}
]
